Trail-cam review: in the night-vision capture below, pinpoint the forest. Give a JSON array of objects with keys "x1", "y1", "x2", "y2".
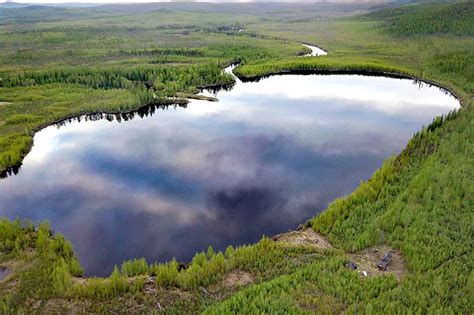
[{"x1": 0, "y1": 0, "x2": 472, "y2": 313}]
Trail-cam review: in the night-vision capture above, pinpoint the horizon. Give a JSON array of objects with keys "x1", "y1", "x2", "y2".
[{"x1": 0, "y1": 0, "x2": 392, "y2": 4}]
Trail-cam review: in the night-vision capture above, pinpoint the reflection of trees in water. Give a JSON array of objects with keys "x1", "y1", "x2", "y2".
[
  {"x1": 0, "y1": 164, "x2": 20, "y2": 179},
  {"x1": 0, "y1": 77, "x2": 235, "y2": 180},
  {"x1": 55, "y1": 78, "x2": 236, "y2": 127},
  {"x1": 55, "y1": 102, "x2": 188, "y2": 128},
  {"x1": 0, "y1": 102, "x2": 189, "y2": 179},
  {"x1": 411, "y1": 78, "x2": 453, "y2": 97},
  {"x1": 242, "y1": 71, "x2": 456, "y2": 99},
  {"x1": 200, "y1": 81, "x2": 236, "y2": 95}
]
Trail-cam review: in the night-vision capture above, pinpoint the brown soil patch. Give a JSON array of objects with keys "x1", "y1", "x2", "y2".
[
  {"x1": 273, "y1": 228, "x2": 333, "y2": 249},
  {"x1": 0, "y1": 102, "x2": 12, "y2": 106},
  {"x1": 347, "y1": 245, "x2": 406, "y2": 280},
  {"x1": 173, "y1": 287, "x2": 195, "y2": 301},
  {"x1": 72, "y1": 277, "x2": 87, "y2": 285},
  {"x1": 222, "y1": 270, "x2": 254, "y2": 288},
  {"x1": 41, "y1": 298, "x2": 87, "y2": 313},
  {"x1": 175, "y1": 92, "x2": 219, "y2": 102}
]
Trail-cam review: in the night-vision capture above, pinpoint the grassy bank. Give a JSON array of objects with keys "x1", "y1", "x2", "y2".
[{"x1": 0, "y1": 1, "x2": 473, "y2": 313}]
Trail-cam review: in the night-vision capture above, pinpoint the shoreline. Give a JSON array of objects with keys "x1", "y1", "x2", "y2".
[
  {"x1": 0, "y1": 97, "x2": 189, "y2": 179},
  {"x1": 0, "y1": 62, "x2": 463, "y2": 179},
  {"x1": 234, "y1": 67, "x2": 462, "y2": 102}
]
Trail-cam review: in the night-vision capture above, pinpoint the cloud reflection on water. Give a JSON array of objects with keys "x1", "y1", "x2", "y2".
[{"x1": 0, "y1": 74, "x2": 459, "y2": 276}]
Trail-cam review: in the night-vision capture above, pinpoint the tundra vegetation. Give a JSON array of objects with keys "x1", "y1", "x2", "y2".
[{"x1": 0, "y1": 1, "x2": 473, "y2": 313}]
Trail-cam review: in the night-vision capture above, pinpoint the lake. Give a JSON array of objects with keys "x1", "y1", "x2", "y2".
[{"x1": 0, "y1": 70, "x2": 459, "y2": 276}]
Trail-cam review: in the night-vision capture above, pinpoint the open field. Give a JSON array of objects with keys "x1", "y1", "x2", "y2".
[{"x1": 0, "y1": 1, "x2": 473, "y2": 313}]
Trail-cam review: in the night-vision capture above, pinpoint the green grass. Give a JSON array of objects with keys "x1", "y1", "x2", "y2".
[
  {"x1": 0, "y1": 1, "x2": 473, "y2": 313},
  {"x1": 365, "y1": 1, "x2": 474, "y2": 36}
]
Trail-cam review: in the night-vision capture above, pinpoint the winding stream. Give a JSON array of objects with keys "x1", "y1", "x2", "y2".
[
  {"x1": 302, "y1": 44, "x2": 327, "y2": 56},
  {"x1": 0, "y1": 54, "x2": 459, "y2": 276}
]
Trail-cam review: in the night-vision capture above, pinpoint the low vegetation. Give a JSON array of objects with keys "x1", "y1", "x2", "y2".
[
  {"x1": 0, "y1": 1, "x2": 472, "y2": 313},
  {"x1": 0, "y1": 218, "x2": 328, "y2": 313},
  {"x1": 365, "y1": 1, "x2": 474, "y2": 36}
]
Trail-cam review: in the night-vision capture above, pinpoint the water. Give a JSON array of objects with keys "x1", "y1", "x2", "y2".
[
  {"x1": 302, "y1": 43, "x2": 327, "y2": 56},
  {"x1": 0, "y1": 71, "x2": 459, "y2": 276}
]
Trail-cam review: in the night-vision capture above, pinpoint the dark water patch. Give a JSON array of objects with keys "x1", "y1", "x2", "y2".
[{"x1": 0, "y1": 72, "x2": 459, "y2": 276}]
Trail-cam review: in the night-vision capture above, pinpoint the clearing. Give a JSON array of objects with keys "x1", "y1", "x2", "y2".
[
  {"x1": 273, "y1": 228, "x2": 333, "y2": 249},
  {"x1": 347, "y1": 246, "x2": 406, "y2": 280}
]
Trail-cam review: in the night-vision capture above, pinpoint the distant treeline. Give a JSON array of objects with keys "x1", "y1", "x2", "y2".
[
  {"x1": 365, "y1": 2, "x2": 474, "y2": 36},
  {"x1": 1, "y1": 63, "x2": 233, "y2": 94},
  {"x1": 118, "y1": 48, "x2": 204, "y2": 57}
]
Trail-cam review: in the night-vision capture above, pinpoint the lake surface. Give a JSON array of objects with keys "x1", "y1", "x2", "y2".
[{"x1": 0, "y1": 70, "x2": 459, "y2": 276}]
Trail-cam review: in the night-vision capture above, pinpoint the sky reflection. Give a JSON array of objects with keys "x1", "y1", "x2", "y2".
[{"x1": 0, "y1": 73, "x2": 459, "y2": 276}]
